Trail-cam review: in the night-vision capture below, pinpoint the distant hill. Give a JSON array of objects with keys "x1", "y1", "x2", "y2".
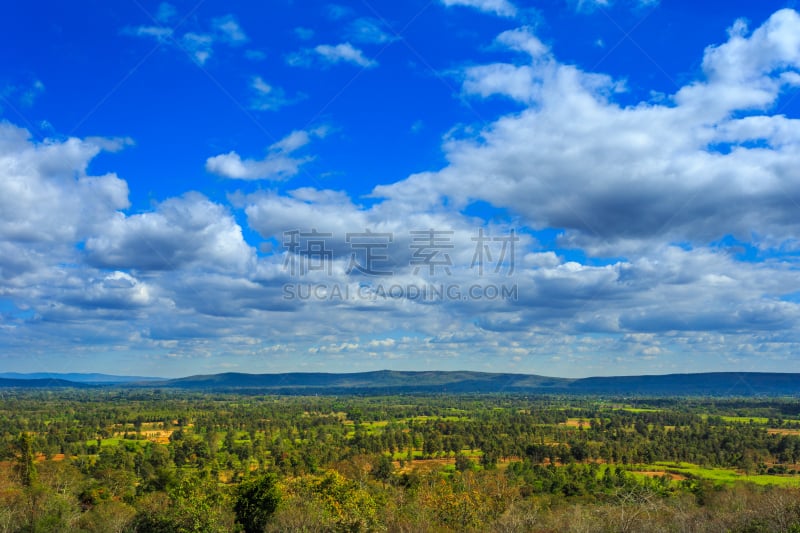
[
  {"x1": 157, "y1": 370, "x2": 572, "y2": 394},
  {"x1": 0, "y1": 370, "x2": 797, "y2": 396},
  {"x1": 566, "y1": 372, "x2": 800, "y2": 396},
  {"x1": 156, "y1": 370, "x2": 800, "y2": 396},
  {"x1": 0, "y1": 372, "x2": 163, "y2": 383},
  {"x1": 0, "y1": 377, "x2": 91, "y2": 388}
]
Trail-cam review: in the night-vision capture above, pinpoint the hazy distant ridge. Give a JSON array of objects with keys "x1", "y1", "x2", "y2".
[
  {"x1": 0, "y1": 370, "x2": 797, "y2": 395},
  {"x1": 0, "y1": 372, "x2": 163, "y2": 383},
  {"x1": 159, "y1": 370, "x2": 800, "y2": 396}
]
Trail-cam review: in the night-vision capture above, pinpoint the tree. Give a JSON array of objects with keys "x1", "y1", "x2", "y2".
[
  {"x1": 455, "y1": 452, "x2": 474, "y2": 473},
  {"x1": 235, "y1": 473, "x2": 281, "y2": 533},
  {"x1": 15, "y1": 432, "x2": 38, "y2": 487},
  {"x1": 371, "y1": 454, "x2": 394, "y2": 485}
]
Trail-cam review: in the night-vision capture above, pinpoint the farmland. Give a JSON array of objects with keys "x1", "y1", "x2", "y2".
[{"x1": 1, "y1": 390, "x2": 800, "y2": 531}]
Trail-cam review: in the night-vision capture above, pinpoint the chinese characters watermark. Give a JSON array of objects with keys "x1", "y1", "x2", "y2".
[{"x1": 281, "y1": 228, "x2": 519, "y2": 302}]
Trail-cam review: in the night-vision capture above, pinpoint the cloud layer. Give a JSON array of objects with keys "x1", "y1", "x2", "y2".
[{"x1": 2, "y1": 7, "x2": 800, "y2": 377}]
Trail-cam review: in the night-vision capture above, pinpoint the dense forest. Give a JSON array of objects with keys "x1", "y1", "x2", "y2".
[{"x1": 1, "y1": 390, "x2": 799, "y2": 531}]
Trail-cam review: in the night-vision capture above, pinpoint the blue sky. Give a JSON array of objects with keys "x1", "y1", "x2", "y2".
[{"x1": 2, "y1": 0, "x2": 800, "y2": 378}]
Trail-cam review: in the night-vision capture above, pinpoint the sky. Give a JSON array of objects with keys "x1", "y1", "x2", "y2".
[{"x1": 1, "y1": 0, "x2": 800, "y2": 378}]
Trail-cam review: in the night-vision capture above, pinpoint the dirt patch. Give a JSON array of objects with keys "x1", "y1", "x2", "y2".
[
  {"x1": 395, "y1": 457, "x2": 453, "y2": 474},
  {"x1": 768, "y1": 428, "x2": 800, "y2": 436},
  {"x1": 562, "y1": 419, "x2": 591, "y2": 429},
  {"x1": 636, "y1": 470, "x2": 687, "y2": 481},
  {"x1": 144, "y1": 430, "x2": 173, "y2": 444},
  {"x1": 33, "y1": 453, "x2": 66, "y2": 463}
]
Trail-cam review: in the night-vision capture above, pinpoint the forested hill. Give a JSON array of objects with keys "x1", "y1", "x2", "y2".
[
  {"x1": 158, "y1": 370, "x2": 800, "y2": 396},
  {"x1": 1, "y1": 370, "x2": 798, "y2": 395},
  {"x1": 0, "y1": 377, "x2": 91, "y2": 388},
  {"x1": 157, "y1": 370, "x2": 570, "y2": 393}
]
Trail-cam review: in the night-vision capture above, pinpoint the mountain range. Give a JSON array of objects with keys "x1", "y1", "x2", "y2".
[{"x1": 0, "y1": 370, "x2": 797, "y2": 396}]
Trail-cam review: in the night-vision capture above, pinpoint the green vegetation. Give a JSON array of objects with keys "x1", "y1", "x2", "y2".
[{"x1": 0, "y1": 391, "x2": 799, "y2": 531}]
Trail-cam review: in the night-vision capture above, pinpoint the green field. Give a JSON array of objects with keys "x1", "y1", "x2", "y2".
[{"x1": 632, "y1": 462, "x2": 800, "y2": 487}]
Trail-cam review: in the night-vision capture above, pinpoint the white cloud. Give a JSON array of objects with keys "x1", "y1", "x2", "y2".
[
  {"x1": 212, "y1": 14, "x2": 248, "y2": 44},
  {"x1": 6, "y1": 8, "x2": 800, "y2": 375},
  {"x1": 0, "y1": 123, "x2": 129, "y2": 245},
  {"x1": 347, "y1": 18, "x2": 395, "y2": 44},
  {"x1": 1, "y1": 79, "x2": 46, "y2": 109},
  {"x1": 83, "y1": 136, "x2": 134, "y2": 152},
  {"x1": 85, "y1": 193, "x2": 254, "y2": 274},
  {"x1": 377, "y1": 11, "x2": 800, "y2": 255},
  {"x1": 289, "y1": 43, "x2": 377, "y2": 68},
  {"x1": 181, "y1": 32, "x2": 214, "y2": 64},
  {"x1": 248, "y1": 76, "x2": 301, "y2": 111},
  {"x1": 463, "y1": 63, "x2": 540, "y2": 101},
  {"x1": 205, "y1": 128, "x2": 326, "y2": 180},
  {"x1": 571, "y1": 0, "x2": 658, "y2": 13},
  {"x1": 127, "y1": 25, "x2": 173, "y2": 42},
  {"x1": 20, "y1": 80, "x2": 44, "y2": 107},
  {"x1": 126, "y1": 13, "x2": 247, "y2": 65},
  {"x1": 314, "y1": 43, "x2": 377, "y2": 68},
  {"x1": 441, "y1": 0, "x2": 518, "y2": 18},
  {"x1": 65, "y1": 271, "x2": 154, "y2": 309}
]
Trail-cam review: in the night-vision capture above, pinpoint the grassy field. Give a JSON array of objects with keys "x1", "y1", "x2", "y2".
[
  {"x1": 629, "y1": 462, "x2": 800, "y2": 487},
  {"x1": 344, "y1": 415, "x2": 469, "y2": 438}
]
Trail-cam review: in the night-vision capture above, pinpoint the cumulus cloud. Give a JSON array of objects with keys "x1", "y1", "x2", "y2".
[
  {"x1": 0, "y1": 123, "x2": 129, "y2": 245},
  {"x1": 125, "y1": 13, "x2": 247, "y2": 65},
  {"x1": 1, "y1": 79, "x2": 45, "y2": 109},
  {"x1": 62, "y1": 271, "x2": 154, "y2": 310},
  {"x1": 248, "y1": 76, "x2": 301, "y2": 111},
  {"x1": 242, "y1": 183, "x2": 531, "y2": 287},
  {"x1": 347, "y1": 18, "x2": 395, "y2": 44},
  {"x1": 206, "y1": 128, "x2": 326, "y2": 180},
  {"x1": 315, "y1": 43, "x2": 377, "y2": 67},
  {"x1": 570, "y1": 0, "x2": 658, "y2": 13},
  {"x1": 125, "y1": 25, "x2": 173, "y2": 43},
  {"x1": 181, "y1": 32, "x2": 214, "y2": 64},
  {"x1": 85, "y1": 192, "x2": 255, "y2": 274},
  {"x1": 441, "y1": 0, "x2": 518, "y2": 18},
  {"x1": 376, "y1": 11, "x2": 800, "y2": 255},
  {"x1": 212, "y1": 14, "x2": 248, "y2": 44},
  {"x1": 20, "y1": 80, "x2": 45, "y2": 107},
  {"x1": 288, "y1": 43, "x2": 377, "y2": 68},
  {"x1": 204, "y1": 9, "x2": 800, "y2": 370},
  {"x1": 5, "y1": 9, "x2": 800, "y2": 374}
]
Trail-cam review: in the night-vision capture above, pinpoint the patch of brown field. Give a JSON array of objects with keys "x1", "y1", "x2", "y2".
[
  {"x1": 768, "y1": 428, "x2": 800, "y2": 436},
  {"x1": 395, "y1": 457, "x2": 462, "y2": 474},
  {"x1": 144, "y1": 430, "x2": 173, "y2": 444},
  {"x1": 34, "y1": 453, "x2": 65, "y2": 463},
  {"x1": 637, "y1": 470, "x2": 687, "y2": 481},
  {"x1": 563, "y1": 419, "x2": 591, "y2": 429}
]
